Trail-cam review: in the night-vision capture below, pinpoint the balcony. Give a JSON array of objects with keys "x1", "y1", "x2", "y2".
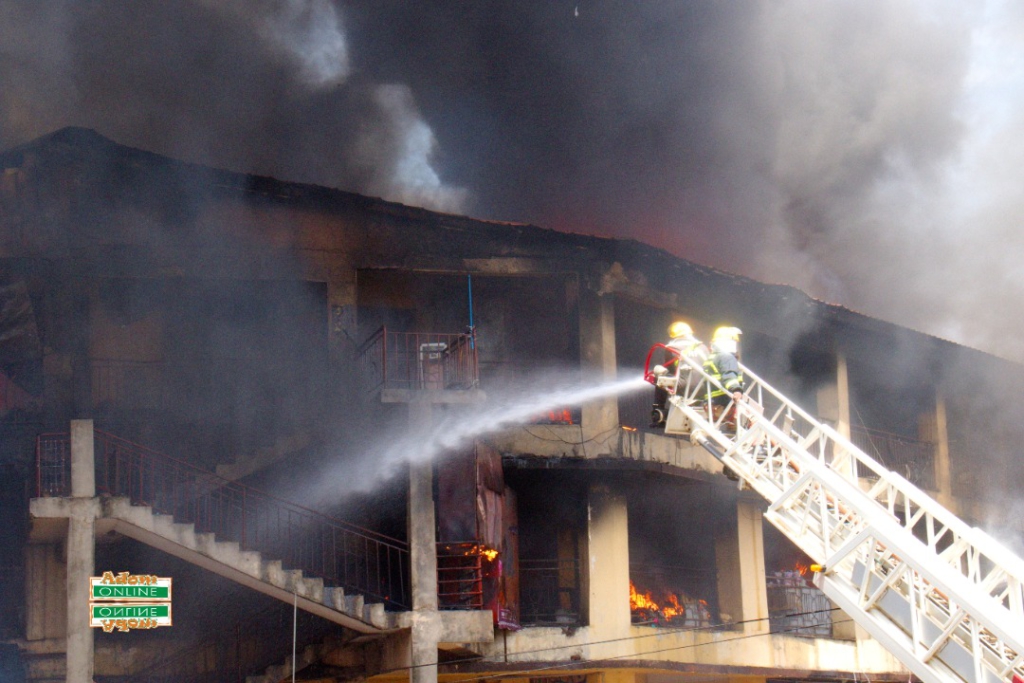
[
  {"x1": 519, "y1": 558, "x2": 581, "y2": 626},
  {"x1": 357, "y1": 326, "x2": 481, "y2": 403},
  {"x1": 849, "y1": 424, "x2": 936, "y2": 491}
]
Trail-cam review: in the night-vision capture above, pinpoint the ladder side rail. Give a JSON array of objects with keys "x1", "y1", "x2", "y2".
[
  {"x1": 738, "y1": 362, "x2": 1024, "y2": 616},
  {"x1": 674, "y1": 393, "x2": 1024, "y2": 683},
  {"x1": 815, "y1": 517, "x2": 1024, "y2": 683},
  {"x1": 675, "y1": 353, "x2": 1024, "y2": 615},
  {"x1": 663, "y1": 387, "x2": 1024, "y2": 683},
  {"x1": 746, "y1": 408, "x2": 1024, "y2": 650}
]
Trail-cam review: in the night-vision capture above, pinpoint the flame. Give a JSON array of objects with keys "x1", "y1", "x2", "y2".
[
  {"x1": 795, "y1": 561, "x2": 809, "y2": 577},
  {"x1": 462, "y1": 544, "x2": 499, "y2": 561},
  {"x1": 534, "y1": 409, "x2": 575, "y2": 424},
  {"x1": 629, "y1": 581, "x2": 659, "y2": 611},
  {"x1": 629, "y1": 580, "x2": 711, "y2": 626},
  {"x1": 661, "y1": 593, "x2": 684, "y2": 620}
]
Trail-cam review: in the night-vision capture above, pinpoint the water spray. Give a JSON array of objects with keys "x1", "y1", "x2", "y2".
[{"x1": 329, "y1": 372, "x2": 650, "y2": 496}]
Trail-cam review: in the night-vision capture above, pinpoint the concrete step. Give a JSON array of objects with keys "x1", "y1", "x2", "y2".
[
  {"x1": 344, "y1": 593, "x2": 364, "y2": 619},
  {"x1": 322, "y1": 586, "x2": 346, "y2": 611},
  {"x1": 363, "y1": 602, "x2": 387, "y2": 629}
]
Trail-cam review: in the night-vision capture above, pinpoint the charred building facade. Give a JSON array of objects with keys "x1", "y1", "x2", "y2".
[{"x1": 0, "y1": 128, "x2": 1022, "y2": 683}]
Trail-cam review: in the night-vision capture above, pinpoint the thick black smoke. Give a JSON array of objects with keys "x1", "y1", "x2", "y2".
[{"x1": 3, "y1": 1, "x2": 1022, "y2": 359}]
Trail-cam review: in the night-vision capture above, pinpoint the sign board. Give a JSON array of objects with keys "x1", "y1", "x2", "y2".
[{"x1": 89, "y1": 572, "x2": 173, "y2": 631}]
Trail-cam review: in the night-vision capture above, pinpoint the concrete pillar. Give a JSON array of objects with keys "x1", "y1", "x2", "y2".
[
  {"x1": 70, "y1": 420, "x2": 94, "y2": 498},
  {"x1": 579, "y1": 292, "x2": 618, "y2": 447},
  {"x1": 835, "y1": 353, "x2": 851, "y2": 440},
  {"x1": 586, "y1": 484, "x2": 631, "y2": 651},
  {"x1": 25, "y1": 544, "x2": 67, "y2": 642},
  {"x1": 815, "y1": 353, "x2": 851, "y2": 435},
  {"x1": 68, "y1": 420, "x2": 96, "y2": 683},
  {"x1": 407, "y1": 401, "x2": 438, "y2": 683},
  {"x1": 328, "y1": 270, "x2": 357, "y2": 353},
  {"x1": 932, "y1": 392, "x2": 954, "y2": 510},
  {"x1": 714, "y1": 500, "x2": 768, "y2": 634},
  {"x1": 817, "y1": 354, "x2": 854, "y2": 477}
]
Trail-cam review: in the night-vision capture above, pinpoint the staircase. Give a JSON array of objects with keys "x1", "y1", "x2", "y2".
[
  {"x1": 33, "y1": 430, "x2": 409, "y2": 635},
  {"x1": 648, "y1": 345, "x2": 1024, "y2": 683}
]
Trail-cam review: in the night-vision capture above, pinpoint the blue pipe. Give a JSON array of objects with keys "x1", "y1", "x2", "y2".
[{"x1": 468, "y1": 274, "x2": 475, "y2": 348}]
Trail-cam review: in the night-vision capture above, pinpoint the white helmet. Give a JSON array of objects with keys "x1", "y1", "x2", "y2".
[{"x1": 711, "y1": 326, "x2": 741, "y2": 354}]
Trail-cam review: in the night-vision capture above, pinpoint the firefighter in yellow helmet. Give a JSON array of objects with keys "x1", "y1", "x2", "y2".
[
  {"x1": 651, "y1": 321, "x2": 708, "y2": 426},
  {"x1": 704, "y1": 326, "x2": 744, "y2": 405}
]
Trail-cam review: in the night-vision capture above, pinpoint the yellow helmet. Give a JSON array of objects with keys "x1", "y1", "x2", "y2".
[
  {"x1": 667, "y1": 321, "x2": 694, "y2": 339},
  {"x1": 712, "y1": 326, "x2": 742, "y2": 343}
]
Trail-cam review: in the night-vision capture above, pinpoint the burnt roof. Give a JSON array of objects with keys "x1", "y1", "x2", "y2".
[{"x1": 0, "y1": 126, "x2": 1011, "y2": 373}]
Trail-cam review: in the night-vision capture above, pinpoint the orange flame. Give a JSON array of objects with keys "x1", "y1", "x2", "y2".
[
  {"x1": 629, "y1": 581, "x2": 659, "y2": 612},
  {"x1": 629, "y1": 581, "x2": 711, "y2": 626},
  {"x1": 661, "y1": 593, "x2": 684, "y2": 620},
  {"x1": 462, "y1": 544, "x2": 499, "y2": 561}
]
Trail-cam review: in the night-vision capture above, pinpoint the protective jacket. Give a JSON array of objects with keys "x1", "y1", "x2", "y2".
[
  {"x1": 666, "y1": 337, "x2": 708, "y2": 376},
  {"x1": 703, "y1": 351, "x2": 744, "y2": 398}
]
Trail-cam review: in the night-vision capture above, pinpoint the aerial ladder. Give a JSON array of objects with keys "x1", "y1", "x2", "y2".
[{"x1": 644, "y1": 344, "x2": 1024, "y2": 683}]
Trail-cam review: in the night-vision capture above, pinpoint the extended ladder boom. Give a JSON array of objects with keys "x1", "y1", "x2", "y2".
[{"x1": 646, "y1": 345, "x2": 1024, "y2": 683}]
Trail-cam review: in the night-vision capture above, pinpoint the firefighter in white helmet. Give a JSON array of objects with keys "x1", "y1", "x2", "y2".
[
  {"x1": 704, "y1": 326, "x2": 744, "y2": 405},
  {"x1": 651, "y1": 321, "x2": 709, "y2": 426}
]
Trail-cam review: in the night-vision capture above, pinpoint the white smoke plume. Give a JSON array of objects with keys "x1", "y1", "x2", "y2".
[{"x1": 0, "y1": 0, "x2": 467, "y2": 215}]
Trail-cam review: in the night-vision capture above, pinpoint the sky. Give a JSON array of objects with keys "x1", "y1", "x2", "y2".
[{"x1": 2, "y1": 0, "x2": 1024, "y2": 360}]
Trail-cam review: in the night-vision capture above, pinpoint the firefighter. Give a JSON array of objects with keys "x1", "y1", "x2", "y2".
[
  {"x1": 704, "y1": 326, "x2": 744, "y2": 406},
  {"x1": 651, "y1": 321, "x2": 708, "y2": 426},
  {"x1": 705, "y1": 326, "x2": 744, "y2": 479}
]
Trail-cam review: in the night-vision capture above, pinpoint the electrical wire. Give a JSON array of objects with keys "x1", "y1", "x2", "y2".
[
  {"x1": 439, "y1": 617, "x2": 858, "y2": 683},
  {"x1": 384, "y1": 606, "x2": 845, "y2": 675},
  {"x1": 520, "y1": 423, "x2": 622, "y2": 447}
]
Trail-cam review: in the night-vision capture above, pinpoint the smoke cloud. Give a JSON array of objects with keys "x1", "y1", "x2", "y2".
[
  {"x1": 2, "y1": 1, "x2": 1023, "y2": 359},
  {"x1": 0, "y1": 0, "x2": 466, "y2": 214}
]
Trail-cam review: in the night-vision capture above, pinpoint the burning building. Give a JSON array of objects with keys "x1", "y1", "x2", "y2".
[{"x1": 1, "y1": 128, "x2": 1023, "y2": 683}]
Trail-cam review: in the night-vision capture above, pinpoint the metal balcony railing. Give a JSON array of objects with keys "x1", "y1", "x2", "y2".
[
  {"x1": 35, "y1": 431, "x2": 410, "y2": 608},
  {"x1": 436, "y1": 542, "x2": 486, "y2": 610},
  {"x1": 520, "y1": 558, "x2": 581, "y2": 626},
  {"x1": 357, "y1": 326, "x2": 478, "y2": 392},
  {"x1": 766, "y1": 571, "x2": 834, "y2": 638},
  {"x1": 849, "y1": 424, "x2": 936, "y2": 490}
]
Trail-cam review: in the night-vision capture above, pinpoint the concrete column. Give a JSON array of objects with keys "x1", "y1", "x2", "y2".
[
  {"x1": 933, "y1": 392, "x2": 954, "y2": 510},
  {"x1": 25, "y1": 544, "x2": 67, "y2": 642},
  {"x1": 586, "y1": 484, "x2": 631, "y2": 650},
  {"x1": 817, "y1": 354, "x2": 854, "y2": 477},
  {"x1": 70, "y1": 420, "x2": 94, "y2": 498},
  {"x1": 835, "y1": 353, "x2": 851, "y2": 440},
  {"x1": 328, "y1": 270, "x2": 357, "y2": 349},
  {"x1": 407, "y1": 400, "x2": 438, "y2": 683},
  {"x1": 579, "y1": 291, "x2": 618, "y2": 447},
  {"x1": 68, "y1": 419, "x2": 96, "y2": 683},
  {"x1": 714, "y1": 500, "x2": 768, "y2": 634},
  {"x1": 66, "y1": 508, "x2": 95, "y2": 683}
]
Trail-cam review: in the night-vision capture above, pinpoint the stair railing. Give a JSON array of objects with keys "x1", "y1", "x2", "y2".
[{"x1": 36, "y1": 430, "x2": 410, "y2": 608}]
